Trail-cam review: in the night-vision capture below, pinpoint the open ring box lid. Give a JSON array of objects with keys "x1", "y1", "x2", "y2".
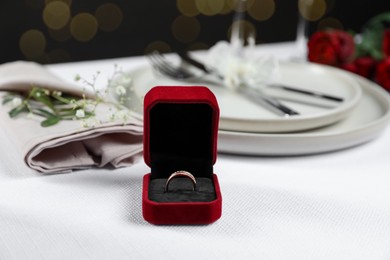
[{"x1": 142, "y1": 86, "x2": 222, "y2": 225}]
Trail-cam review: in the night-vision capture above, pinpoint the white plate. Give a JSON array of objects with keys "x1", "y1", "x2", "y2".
[
  {"x1": 218, "y1": 75, "x2": 390, "y2": 156},
  {"x1": 126, "y1": 62, "x2": 362, "y2": 133}
]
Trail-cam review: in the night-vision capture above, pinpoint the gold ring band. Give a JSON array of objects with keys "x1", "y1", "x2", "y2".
[{"x1": 165, "y1": 170, "x2": 197, "y2": 192}]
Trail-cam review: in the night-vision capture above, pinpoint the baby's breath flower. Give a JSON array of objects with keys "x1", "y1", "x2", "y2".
[
  {"x1": 115, "y1": 85, "x2": 127, "y2": 96},
  {"x1": 117, "y1": 110, "x2": 129, "y2": 120},
  {"x1": 109, "y1": 109, "x2": 129, "y2": 123},
  {"x1": 119, "y1": 76, "x2": 132, "y2": 86},
  {"x1": 52, "y1": 91, "x2": 62, "y2": 97},
  {"x1": 12, "y1": 97, "x2": 22, "y2": 107},
  {"x1": 81, "y1": 117, "x2": 100, "y2": 128},
  {"x1": 75, "y1": 109, "x2": 85, "y2": 118},
  {"x1": 26, "y1": 112, "x2": 34, "y2": 119},
  {"x1": 84, "y1": 103, "x2": 95, "y2": 113}
]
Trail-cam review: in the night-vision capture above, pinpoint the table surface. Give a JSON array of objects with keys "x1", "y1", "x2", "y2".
[{"x1": 1, "y1": 42, "x2": 390, "y2": 260}]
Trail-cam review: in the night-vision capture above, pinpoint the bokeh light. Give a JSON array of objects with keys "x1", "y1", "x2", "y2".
[
  {"x1": 19, "y1": 29, "x2": 46, "y2": 59},
  {"x1": 171, "y1": 16, "x2": 201, "y2": 43},
  {"x1": 95, "y1": 3, "x2": 123, "y2": 32},
  {"x1": 45, "y1": 0, "x2": 72, "y2": 5},
  {"x1": 248, "y1": 0, "x2": 275, "y2": 21},
  {"x1": 144, "y1": 41, "x2": 172, "y2": 54},
  {"x1": 230, "y1": 0, "x2": 255, "y2": 12},
  {"x1": 219, "y1": 0, "x2": 234, "y2": 14},
  {"x1": 8, "y1": 0, "x2": 353, "y2": 64},
  {"x1": 195, "y1": 0, "x2": 225, "y2": 16},
  {"x1": 70, "y1": 13, "x2": 98, "y2": 42},
  {"x1": 177, "y1": 0, "x2": 200, "y2": 17},
  {"x1": 299, "y1": 0, "x2": 327, "y2": 21},
  {"x1": 317, "y1": 17, "x2": 343, "y2": 31},
  {"x1": 43, "y1": 1, "x2": 71, "y2": 30},
  {"x1": 48, "y1": 24, "x2": 71, "y2": 42}
]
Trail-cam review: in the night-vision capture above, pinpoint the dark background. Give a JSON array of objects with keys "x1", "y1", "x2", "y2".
[{"x1": 0, "y1": 0, "x2": 389, "y2": 64}]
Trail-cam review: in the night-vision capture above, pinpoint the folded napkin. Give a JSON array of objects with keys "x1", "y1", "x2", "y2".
[{"x1": 0, "y1": 61, "x2": 143, "y2": 174}]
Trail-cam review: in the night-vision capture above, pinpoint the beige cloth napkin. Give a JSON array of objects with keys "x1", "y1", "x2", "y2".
[{"x1": 0, "y1": 61, "x2": 143, "y2": 174}]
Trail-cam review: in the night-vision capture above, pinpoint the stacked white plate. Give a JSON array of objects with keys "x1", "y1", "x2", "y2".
[{"x1": 124, "y1": 62, "x2": 390, "y2": 156}]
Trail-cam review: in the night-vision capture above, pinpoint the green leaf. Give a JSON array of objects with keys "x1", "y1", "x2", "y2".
[
  {"x1": 2, "y1": 95, "x2": 16, "y2": 105},
  {"x1": 30, "y1": 88, "x2": 55, "y2": 111},
  {"x1": 51, "y1": 94, "x2": 77, "y2": 104},
  {"x1": 8, "y1": 104, "x2": 28, "y2": 118},
  {"x1": 34, "y1": 108, "x2": 57, "y2": 118},
  {"x1": 363, "y1": 12, "x2": 390, "y2": 29},
  {"x1": 58, "y1": 110, "x2": 77, "y2": 117},
  {"x1": 35, "y1": 95, "x2": 55, "y2": 110},
  {"x1": 84, "y1": 111, "x2": 94, "y2": 117},
  {"x1": 359, "y1": 12, "x2": 390, "y2": 60},
  {"x1": 41, "y1": 116, "x2": 61, "y2": 127}
]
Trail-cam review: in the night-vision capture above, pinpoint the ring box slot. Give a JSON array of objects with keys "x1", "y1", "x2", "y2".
[{"x1": 142, "y1": 86, "x2": 222, "y2": 225}]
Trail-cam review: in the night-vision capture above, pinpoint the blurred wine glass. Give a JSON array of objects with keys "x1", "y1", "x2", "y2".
[
  {"x1": 293, "y1": 0, "x2": 327, "y2": 61},
  {"x1": 229, "y1": 0, "x2": 248, "y2": 56},
  {"x1": 292, "y1": 0, "x2": 311, "y2": 61}
]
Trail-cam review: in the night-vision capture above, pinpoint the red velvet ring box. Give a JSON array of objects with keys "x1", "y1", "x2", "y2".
[{"x1": 142, "y1": 86, "x2": 222, "y2": 225}]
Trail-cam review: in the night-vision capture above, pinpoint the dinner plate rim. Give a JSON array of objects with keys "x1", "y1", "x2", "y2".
[
  {"x1": 126, "y1": 61, "x2": 363, "y2": 133},
  {"x1": 217, "y1": 74, "x2": 390, "y2": 156}
]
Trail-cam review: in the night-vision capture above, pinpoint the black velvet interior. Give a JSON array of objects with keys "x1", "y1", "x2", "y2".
[
  {"x1": 149, "y1": 178, "x2": 216, "y2": 202},
  {"x1": 149, "y1": 102, "x2": 216, "y2": 202},
  {"x1": 150, "y1": 103, "x2": 214, "y2": 178}
]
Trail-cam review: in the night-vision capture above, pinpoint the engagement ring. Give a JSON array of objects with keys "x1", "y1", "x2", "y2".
[{"x1": 165, "y1": 170, "x2": 197, "y2": 192}]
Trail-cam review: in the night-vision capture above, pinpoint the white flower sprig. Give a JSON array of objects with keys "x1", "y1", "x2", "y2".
[
  {"x1": 2, "y1": 65, "x2": 133, "y2": 127},
  {"x1": 205, "y1": 41, "x2": 280, "y2": 90},
  {"x1": 2, "y1": 87, "x2": 94, "y2": 127}
]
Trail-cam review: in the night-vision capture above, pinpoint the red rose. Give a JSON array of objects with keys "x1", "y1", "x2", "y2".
[
  {"x1": 308, "y1": 30, "x2": 355, "y2": 66},
  {"x1": 333, "y1": 30, "x2": 356, "y2": 63},
  {"x1": 341, "y1": 62, "x2": 358, "y2": 74},
  {"x1": 308, "y1": 31, "x2": 340, "y2": 66},
  {"x1": 375, "y1": 57, "x2": 390, "y2": 90},
  {"x1": 342, "y1": 56, "x2": 377, "y2": 78},
  {"x1": 383, "y1": 29, "x2": 390, "y2": 58}
]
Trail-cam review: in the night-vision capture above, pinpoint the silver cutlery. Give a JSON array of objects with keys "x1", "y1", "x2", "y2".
[
  {"x1": 178, "y1": 52, "x2": 344, "y2": 103},
  {"x1": 148, "y1": 51, "x2": 300, "y2": 117}
]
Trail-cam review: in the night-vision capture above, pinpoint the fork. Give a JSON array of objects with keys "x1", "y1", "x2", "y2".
[{"x1": 148, "y1": 51, "x2": 300, "y2": 117}]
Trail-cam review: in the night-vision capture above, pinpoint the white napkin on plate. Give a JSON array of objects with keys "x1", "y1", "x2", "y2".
[{"x1": 0, "y1": 61, "x2": 143, "y2": 174}]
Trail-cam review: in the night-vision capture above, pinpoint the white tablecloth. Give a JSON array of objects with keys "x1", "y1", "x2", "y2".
[{"x1": 1, "y1": 43, "x2": 390, "y2": 260}]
